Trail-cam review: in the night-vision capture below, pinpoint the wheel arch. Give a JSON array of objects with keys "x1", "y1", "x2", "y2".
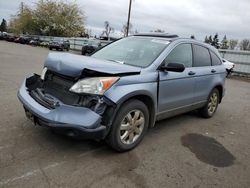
[
  {"x1": 214, "y1": 84, "x2": 223, "y2": 103},
  {"x1": 107, "y1": 92, "x2": 156, "y2": 133}
]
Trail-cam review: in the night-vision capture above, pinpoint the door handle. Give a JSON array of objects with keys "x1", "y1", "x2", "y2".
[
  {"x1": 211, "y1": 69, "x2": 216, "y2": 73},
  {"x1": 188, "y1": 71, "x2": 196, "y2": 75}
]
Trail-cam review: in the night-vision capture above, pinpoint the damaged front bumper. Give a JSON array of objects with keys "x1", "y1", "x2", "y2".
[{"x1": 17, "y1": 74, "x2": 107, "y2": 139}]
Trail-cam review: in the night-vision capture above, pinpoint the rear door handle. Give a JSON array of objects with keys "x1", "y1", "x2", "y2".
[
  {"x1": 211, "y1": 69, "x2": 216, "y2": 73},
  {"x1": 188, "y1": 71, "x2": 196, "y2": 75}
]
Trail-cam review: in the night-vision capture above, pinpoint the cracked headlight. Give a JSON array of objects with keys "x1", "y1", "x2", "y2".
[{"x1": 69, "y1": 77, "x2": 119, "y2": 95}]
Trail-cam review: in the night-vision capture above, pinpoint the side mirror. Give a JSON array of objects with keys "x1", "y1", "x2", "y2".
[{"x1": 161, "y1": 63, "x2": 185, "y2": 72}]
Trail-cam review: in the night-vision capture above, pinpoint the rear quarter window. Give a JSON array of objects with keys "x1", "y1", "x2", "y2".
[
  {"x1": 193, "y1": 44, "x2": 211, "y2": 67},
  {"x1": 210, "y1": 51, "x2": 222, "y2": 66}
]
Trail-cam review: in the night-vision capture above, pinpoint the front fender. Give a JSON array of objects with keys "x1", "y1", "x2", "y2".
[
  {"x1": 104, "y1": 73, "x2": 158, "y2": 108},
  {"x1": 103, "y1": 73, "x2": 158, "y2": 130}
]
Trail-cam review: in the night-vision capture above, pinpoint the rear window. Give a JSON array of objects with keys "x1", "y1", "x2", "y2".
[
  {"x1": 193, "y1": 44, "x2": 211, "y2": 67},
  {"x1": 210, "y1": 51, "x2": 222, "y2": 66}
]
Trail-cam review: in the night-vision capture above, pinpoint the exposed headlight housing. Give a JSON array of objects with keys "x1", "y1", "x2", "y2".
[{"x1": 69, "y1": 77, "x2": 119, "y2": 95}]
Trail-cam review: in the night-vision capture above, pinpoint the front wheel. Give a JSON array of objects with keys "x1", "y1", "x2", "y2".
[
  {"x1": 106, "y1": 100, "x2": 149, "y2": 152},
  {"x1": 199, "y1": 88, "x2": 220, "y2": 118}
]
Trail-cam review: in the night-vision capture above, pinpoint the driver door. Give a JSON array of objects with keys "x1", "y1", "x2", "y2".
[{"x1": 158, "y1": 43, "x2": 196, "y2": 118}]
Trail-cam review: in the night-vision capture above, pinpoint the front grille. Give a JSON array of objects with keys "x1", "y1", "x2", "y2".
[
  {"x1": 30, "y1": 88, "x2": 58, "y2": 109},
  {"x1": 43, "y1": 72, "x2": 80, "y2": 105}
]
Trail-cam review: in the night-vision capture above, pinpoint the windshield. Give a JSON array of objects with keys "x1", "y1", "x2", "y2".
[{"x1": 92, "y1": 36, "x2": 170, "y2": 67}]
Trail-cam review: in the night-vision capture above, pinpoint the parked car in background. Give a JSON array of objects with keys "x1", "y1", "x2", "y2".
[
  {"x1": 0, "y1": 32, "x2": 7, "y2": 40},
  {"x1": 18, "y1": 33, "x2": 226, "y2": 151},
  {"x1": 49, "y1": 39, "x2": 70, "y2": 51},
  {"x1": 16, "y1": 36, "x2": 32, "y2": 44},
  {"x1": 81, "y1": 40, "x2": 110, "y2": 55},
  {"x1": 29, "y1": 38, "x2": 41, "y2": 46},
  {"x1": 222, "y1": 59, "x2": 235, "y2": 76},
  {"x1": 40, "y1": 41, "x2": 49, "y2": 48},
  {"x1": 6, "y1": 34, "x2": 16, "y2": 42},
  {"x1": 14, "y1": 37, "x2": 21, "y2": 43}
]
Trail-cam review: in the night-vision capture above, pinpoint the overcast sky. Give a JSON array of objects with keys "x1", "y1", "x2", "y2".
[{"x1": 0, "y1": 0, "x2": 249, "y2": 40}]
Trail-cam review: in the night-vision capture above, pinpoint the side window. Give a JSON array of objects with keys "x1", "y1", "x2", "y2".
[
  {"x1": 193, "y1": 44, "x2": 211, "y2": 67},
  {"x1": 164, "y1": 44, "x2": 192, "y2": 68},
  {"x1": 210, "y1": 51, "x2": 222, "y2": 66}
]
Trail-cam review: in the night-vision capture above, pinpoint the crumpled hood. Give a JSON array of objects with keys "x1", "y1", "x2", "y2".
[{"x1": 44, "y1": 53, "x2": 141, "y2": 77}]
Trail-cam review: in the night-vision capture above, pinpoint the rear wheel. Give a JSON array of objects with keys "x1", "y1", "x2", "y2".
[
  {"x1": 106, "y1": 100, "x2": 149, "y2": 152},
  {"x1": 200, "y1": 88, "x2": 220, "y2": 118}
]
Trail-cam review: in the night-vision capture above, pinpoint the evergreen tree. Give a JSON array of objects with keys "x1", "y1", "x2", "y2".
[
  {"x1": 211, "y1": 33, "x2": 219, "y2": 49},
  {"x1": 190, "y1": 35, "x2": 195, "y2": 39},
  {"x1": 221, "y1": 35, "x2": 229, "y2": 49},
  {"x1": 208, "y1": 35, "x2": 213, "y2": 44},
  {"x1": 204, "y1": 36, "x2": 209, "y2": 43},
  {"x1": 0, "y1": 19, "x2": 7, "y2": 32}
]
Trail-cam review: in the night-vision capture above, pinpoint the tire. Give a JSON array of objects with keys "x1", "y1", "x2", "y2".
[
  {"x1": 199, "y1": 88, "x2": 220, "y2": 118},
  {"x1": 49, "y1": 47, "x2": 52, "y2": 50},
  {"x1": 106, "y1": 99, "x2": 149, "y2": 152}
]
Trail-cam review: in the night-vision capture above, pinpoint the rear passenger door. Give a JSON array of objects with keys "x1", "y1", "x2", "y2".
[{"x1": 192, "y1": 44, "x2": 216, "y2": 103}]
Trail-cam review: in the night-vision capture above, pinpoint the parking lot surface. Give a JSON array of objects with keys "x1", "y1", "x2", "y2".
[{"x1": 0, "y1": 41, "x2": 250, "y2": 188}]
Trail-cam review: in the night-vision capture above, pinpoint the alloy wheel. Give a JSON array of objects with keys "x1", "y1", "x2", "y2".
[
  {"x1": 119, "y1": 110, "x2": 145, "y2": 145},
  {"x1": 208, "y1": 92, "x2": 218, "y2": 115}
]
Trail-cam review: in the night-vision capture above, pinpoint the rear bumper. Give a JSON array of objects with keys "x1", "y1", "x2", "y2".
[{"x1": 17, "y1": 75, "x2": 107, "y2": 139}]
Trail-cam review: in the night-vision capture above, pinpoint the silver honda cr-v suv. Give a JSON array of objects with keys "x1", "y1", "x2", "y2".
[{"x1": 18, "y1": 33, "x2": 226, "y2": 151}]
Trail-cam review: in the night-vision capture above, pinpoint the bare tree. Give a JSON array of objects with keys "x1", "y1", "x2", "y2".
[
  {"x1": 228, "y1": 39, "x2": 238, "y2": 50},
  {"x1": 240, "y1": 39, "x2": 250, "y2": 51},
  {"x1": 102, "y1": 21, "x2": 114, "y2": 40},
  {"x1": 121, "y1": 23, "x2": 132, "y2": 37}
]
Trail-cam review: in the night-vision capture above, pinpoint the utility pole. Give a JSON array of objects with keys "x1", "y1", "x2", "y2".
[
  {"x1": 126, "y1": 0, "x2": 132, "y2": 37},
  {"x1": 21, "y1": 2, "x2": 24, "y2": 14}
]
